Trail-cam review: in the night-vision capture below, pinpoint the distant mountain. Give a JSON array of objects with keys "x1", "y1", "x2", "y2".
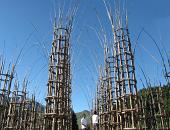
[{"x1": 76, "y1": 110, "x2": 91, "y2": 130}]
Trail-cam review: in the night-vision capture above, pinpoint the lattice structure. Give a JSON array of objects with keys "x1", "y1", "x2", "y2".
[
  {"x1": 95, "y1": 46, "x2": 117, "y2": 130},
  {"x1": 44, "y1": 21, "x2": 72, "y2": 130},
  {"x1": 0, "y1": 58, "x2": 15, "y2": 130},
  {"x1": 5, "y1": 80, "x2": 20, "y2": 130},
  {"x1": 5, "y1": 78, "x2": 30, "y2": 130},
  {"x1": 97, "y1": 68, "x2": 107, "y2": 130},
  {"x1": 35, "y1": 103, "x2": 44, "y2": 130},
  {"x1": 94, "y1": 78, "x2": 101, "y2": 114},
  {"x1": 92, "y1": 2, "x2": 170, "y2": 130},
  {"x1": 29, "y1": 94, "x2": 36, "y2": 130},
  {"x1": 155, "y1": 87, "x2": 168, "y2": 129},
  {"x1": 104, "y1": 45, "x2": 116, "y2": 130},
  {"x1": 28, "y1": 94, "x2": 44, "y2": 130},
  {"x1": 19, "y1": 82, "x2": 44, "y2": 130},
  {"x1": 112, "y1": 17, "x2": 140, "y2": 129},
  {"x1": 0, "y1": 57, "x2": 45, "y2": 130},
  {"x1": 5, "y1": 79, "x2": 32, "y2": 130},
  {"x1": 18, "y1": 79, "x2": 30, "y2": 130},
  {"x1": 145, "y1": 87, "x2": 169, "y2": 130},
  {"x1": 138, "y1": 88, "x2": 147, "y2": 129}
]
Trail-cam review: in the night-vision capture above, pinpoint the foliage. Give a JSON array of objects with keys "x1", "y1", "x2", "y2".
[
  {"x1": 139, "y1": 84, "x2": 170, "y2": 128},
  {"x1": 72, "y1": 110, "x2": 79, "y2": 130}
]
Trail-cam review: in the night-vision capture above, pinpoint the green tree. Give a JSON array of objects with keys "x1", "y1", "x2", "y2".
[{"x1": 72, "y1": 110, "x2": 79, "y2": 130}]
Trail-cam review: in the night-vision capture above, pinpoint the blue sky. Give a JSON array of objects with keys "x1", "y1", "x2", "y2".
[{"x1": 0, "y1": 0, "x2": 170, "y2": 112}]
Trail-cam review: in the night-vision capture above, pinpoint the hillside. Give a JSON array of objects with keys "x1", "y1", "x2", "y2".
[{"x1": 76, "y1": 110, "x2": 91, "y2": 129}]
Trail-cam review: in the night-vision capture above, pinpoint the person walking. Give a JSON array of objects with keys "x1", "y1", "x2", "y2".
[
  {"x1": 92, "y1": 111, "x2": 99, "y2": 130},
  {"x1": 81, "y1": 114, "x2": 88, "y2": 130}
]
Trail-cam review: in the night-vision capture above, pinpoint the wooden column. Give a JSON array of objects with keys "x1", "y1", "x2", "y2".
[{"x1": 44, "y1": 21, "x2": 72, "y2": 130}]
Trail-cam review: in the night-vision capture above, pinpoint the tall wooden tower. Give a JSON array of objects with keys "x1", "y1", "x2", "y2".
[
  {"x1": 112, "y1": 16, "x2": 140, "y2": 129},
  {"x1": 44, "y1": 20, "x2": 72, "y2": 130}
]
